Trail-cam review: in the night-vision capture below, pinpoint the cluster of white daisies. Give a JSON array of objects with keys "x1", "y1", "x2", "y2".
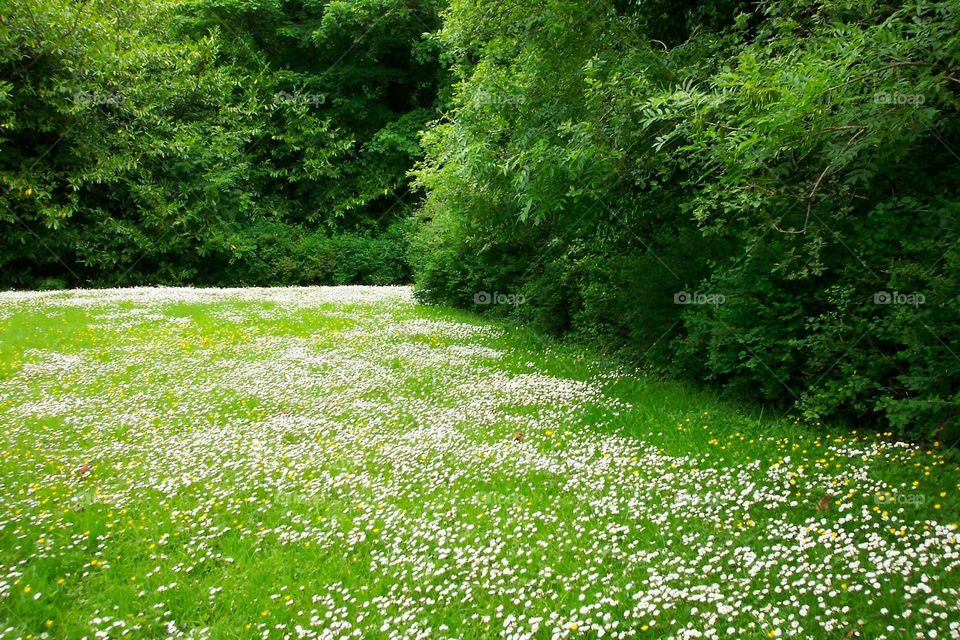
[{"x1": 0, "y1": 287, "x2": 957, "y2": 640}]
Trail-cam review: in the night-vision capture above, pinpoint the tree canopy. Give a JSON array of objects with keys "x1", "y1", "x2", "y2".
[{"x1": 1, "y1": 0, "x2": 446, "y2": 287}]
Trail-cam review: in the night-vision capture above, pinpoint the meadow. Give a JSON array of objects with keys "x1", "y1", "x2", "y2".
[{"x1": 0, "y1": 287, "x2": 957, "y2": 640}]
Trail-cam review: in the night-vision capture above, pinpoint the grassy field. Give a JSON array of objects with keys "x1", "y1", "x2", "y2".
[{"x1": 0, "y1": 286, "x2": 958, "y2": 640}]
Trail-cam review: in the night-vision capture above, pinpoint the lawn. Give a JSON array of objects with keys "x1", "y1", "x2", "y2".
[{"x1": 0, "y1": 286, "x2": 957, "y2": 640}]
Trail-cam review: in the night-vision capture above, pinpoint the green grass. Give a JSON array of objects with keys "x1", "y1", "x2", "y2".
[{"x1": 0, "y1": 287, "x2": 957, "y2": 640}]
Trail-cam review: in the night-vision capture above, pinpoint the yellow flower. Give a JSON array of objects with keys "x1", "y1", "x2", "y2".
[
  {"x1": 23, "y1": 586, "x2": 31, "y2": 594},
  {"x1": 569, "y1": 623, "x2": 579, "y2": 631}
]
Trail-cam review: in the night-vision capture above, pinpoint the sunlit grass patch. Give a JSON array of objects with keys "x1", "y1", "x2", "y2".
[{"x1": 0, "y1": 286, "x2": 957, "y2": 640}]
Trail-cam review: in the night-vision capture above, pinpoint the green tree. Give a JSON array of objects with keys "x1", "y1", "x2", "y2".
[{"x1": 0, "y1": 0, "x2": 448, "y2": 287}]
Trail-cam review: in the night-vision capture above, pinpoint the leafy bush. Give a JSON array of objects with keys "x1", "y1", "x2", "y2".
[
  {"x1": 195, "y1": 219, "x2": 411, "y2": 286},
  {"x1": 0, "y1": 0, "x2": 444, "y2": 288},
  {"x1": 411, "y1": 0, "x2": 960, "y2": 441}
]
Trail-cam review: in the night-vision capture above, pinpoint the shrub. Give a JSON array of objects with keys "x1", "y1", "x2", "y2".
[{"x1": 410, "y1": 0, "x2": 960, "y2": 440}]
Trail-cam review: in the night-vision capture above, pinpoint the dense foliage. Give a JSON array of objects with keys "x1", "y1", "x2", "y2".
[
  {"x1": 411, "y1": 0, "x2": 960, "y2": 440},
  {"x1": 1, "y1": 0, "x2": 445, "y2": 287}
]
